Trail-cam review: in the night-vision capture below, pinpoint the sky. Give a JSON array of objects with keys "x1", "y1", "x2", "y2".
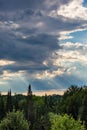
[{"x1": 0, "y1": 0, "x2": 87, "y2": 95}]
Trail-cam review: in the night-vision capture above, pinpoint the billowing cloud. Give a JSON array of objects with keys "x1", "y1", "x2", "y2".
[{"x1": 58, "y1": 0, "x2": 87, "y2": 20}]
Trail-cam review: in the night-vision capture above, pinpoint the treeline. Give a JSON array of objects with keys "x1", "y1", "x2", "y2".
[{"x1": 0, "y1": 85, "x2": 87, "y2": 130}]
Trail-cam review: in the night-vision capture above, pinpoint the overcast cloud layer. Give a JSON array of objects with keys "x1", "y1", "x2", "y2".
[{"x1": 0, "y1": 0, "x2": 87, "y2": 93}]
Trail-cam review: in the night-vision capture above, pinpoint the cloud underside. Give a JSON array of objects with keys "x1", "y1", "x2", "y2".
[{"x1": 0, "y1": 0, "x2": 87, "y2": 93}]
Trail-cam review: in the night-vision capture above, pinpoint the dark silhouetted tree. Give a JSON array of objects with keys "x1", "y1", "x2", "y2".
[
  {"x1": 6, "y1": 89, "x2": 12, "y2": 112},
  {"x1": 27, "y1": 84, "x2": 34, "y2": 130},
  {"x1": 0, "y1": 93, "x2": 5, "y2": 120},
  {"x1": 80, "y1": 88, "x2": 87, "y2": 128}
]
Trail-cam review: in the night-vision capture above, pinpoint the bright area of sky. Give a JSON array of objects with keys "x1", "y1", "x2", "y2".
[{"x1": 0, "y1": 0, "x2": 87, "y2": 95}]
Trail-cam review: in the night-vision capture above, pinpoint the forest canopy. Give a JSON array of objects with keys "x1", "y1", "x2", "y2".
[{"x1": 0, "y1": 85, "x2": 87, "y2": 130}]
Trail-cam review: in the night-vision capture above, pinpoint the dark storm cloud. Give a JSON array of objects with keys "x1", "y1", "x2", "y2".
[
  {"x1": 0, "y1": 0, "x2": 86, "y2": 75},
  {"x1": 0, "y1": 0, "x2": 44, "y2": 11},
  {"x1": 0, "y1": 24, "x2": 60, "y2": 73},
  {"x1": 0, "y1": 30, "x2": 60, "y2": 61},
  {"x1": 0, "y1": 0, "x2": 69, "y2": 11},
  {"x1": 0, "y1": 0, "x2": 87, "y2": 93}
]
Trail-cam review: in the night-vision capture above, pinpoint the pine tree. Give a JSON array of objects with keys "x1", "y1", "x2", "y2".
[
  {"x1": 27, "y1": 84, "x2": 34, "y2": 130},
  {"x1": 6, "y1": 89, "x2": 12, "y2": 112}
]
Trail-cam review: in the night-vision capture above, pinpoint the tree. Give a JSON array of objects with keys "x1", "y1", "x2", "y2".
[
  {"x1": 49, "y1": 113, "x2": 85, "y2": 130},
  {"x1": 61, "y1": 86, "x2": 82, "y2": 119},
  {"x1": 27, "y1": 84, "x2": 34, "y2": 130},
  {"x1": 40, "y1": 94, "x2": 50, "y2": 130},
  {"x1": 0, "y1": 93, "x2": 5, "y2": 120},
  {"x1": 63, "y1": 85, "x2": 80, "y2": 98},
  {"x1": 6, "y1": 90, "x2": 13, "y2": 112},
  {"x1": 80, "y1": 87, "x2": 87, "y2": 128},
  {"x1": 0, "y1": 110, "x2": 29, "y2": 130}
]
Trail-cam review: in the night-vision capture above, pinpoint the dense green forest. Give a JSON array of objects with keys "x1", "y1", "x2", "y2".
[{"x1": 0, "y1": 85, "x2": 87, "y2": 130}]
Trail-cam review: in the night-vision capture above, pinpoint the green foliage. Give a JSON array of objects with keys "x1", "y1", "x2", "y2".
[
  {"x1": 60, "y1": 85, "x2": 83, "y2": 119},
  {"x1": 0, "y1": 95, "x2": 5, "y2": 120},
  {"x1": 1, "y1": 85, "x2": 87, "y2": 130},
  {"x1": 49, "y1": 113, "x2": 86, "y2": 130},
  {"x1": 0, "y1": 110, "x2": 29, "y2": 130},
  {"x1": 80, "y1": 87, "x2": 87, "y2": 128}
]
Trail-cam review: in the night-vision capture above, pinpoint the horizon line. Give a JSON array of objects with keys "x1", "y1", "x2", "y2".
[{"x1": 0, "y1": 89, "x2": 66, "y2": 96}]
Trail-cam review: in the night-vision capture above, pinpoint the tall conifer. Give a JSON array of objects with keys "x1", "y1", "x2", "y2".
[{"x1": 6, "y1": 89, "x2": 12, "y2": 112}]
